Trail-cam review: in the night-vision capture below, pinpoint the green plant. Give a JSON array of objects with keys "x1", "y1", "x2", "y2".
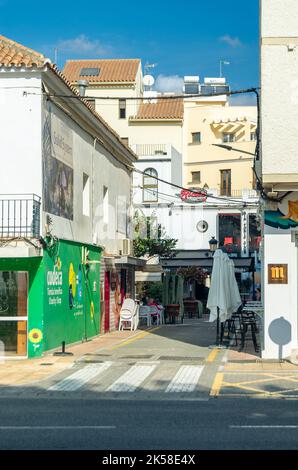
[
  {"x1": 133, "y1": 211, "x2": 177, "y2": 258},
  {"x1": 176, "y1": 266, "x2": 207, "y2": 284}
]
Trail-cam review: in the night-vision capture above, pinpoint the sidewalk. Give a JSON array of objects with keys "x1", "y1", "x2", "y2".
[{"x1": 0, "y1": 327, "x2": 151, "y2": 387}]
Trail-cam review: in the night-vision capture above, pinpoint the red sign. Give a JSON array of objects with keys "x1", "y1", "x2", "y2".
[{"x1": 180, "y1": 188, "x2": 207, "y2": 203}]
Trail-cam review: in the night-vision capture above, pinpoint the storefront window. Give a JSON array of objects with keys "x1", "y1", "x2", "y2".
[
  {"x1": 0, "y1": 272, "x2": 28, "y2": 356},
  {"x1": 218, "y1": 213, "x2": 241, "y2": 254}
]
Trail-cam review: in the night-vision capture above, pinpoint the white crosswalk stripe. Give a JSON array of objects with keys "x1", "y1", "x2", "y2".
[
  {"x1": 166, "y1": 365, "x2": 204, "y2": 393},
  {"x1": 48, "y1": 362, "x2": 112, "y2": 392},
  {"x1": 107, "y1": 364, "x2": 157, "y2": 392}
]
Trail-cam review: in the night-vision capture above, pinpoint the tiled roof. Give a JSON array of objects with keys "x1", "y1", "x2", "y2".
[
  {"x1": 0, "y1": 35, "x2": 47, "y2": 67},
  {"x1": 63, "y1": 59, "x2": 140, "y2": 83},
  {"x1": 133, "y1": 98, "x2": 184, "y2": 120},
  {"x1": 0, "y1": 34, "x2": 137, "y2": 163}
]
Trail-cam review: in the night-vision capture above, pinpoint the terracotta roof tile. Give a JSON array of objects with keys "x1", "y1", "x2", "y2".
[
  {"x1": 63, "y1": 59, "x2": 140, "y2": 83},
  {"x1": 0, "y1": 35, "x2": 47, "y2": 67},
  {"x1": 133, "y1": 98, "x2": 184, "y2": 120}
]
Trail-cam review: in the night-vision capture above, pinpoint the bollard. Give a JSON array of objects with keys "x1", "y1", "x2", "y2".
[{"x1": 53, "y1": 341, "x2": 74, "y2": 356}]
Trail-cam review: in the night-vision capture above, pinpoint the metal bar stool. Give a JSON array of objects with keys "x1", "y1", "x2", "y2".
[{"x1": 239, "y1": 310, "x2": 260, "y2": 353}]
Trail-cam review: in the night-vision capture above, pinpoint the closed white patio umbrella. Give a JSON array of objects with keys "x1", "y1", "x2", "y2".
[{"x1": 207, "y1": 249, "x2": 241, "y2": 347}]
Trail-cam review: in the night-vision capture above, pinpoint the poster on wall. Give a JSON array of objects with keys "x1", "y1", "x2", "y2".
[{"x1": 42, "y1": 102, "x2": 74, "y2": 220}]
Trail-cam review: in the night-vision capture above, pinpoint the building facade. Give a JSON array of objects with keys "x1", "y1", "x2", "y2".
[
  {"x1": 0, "y1": 36, "x2": 138, "y2": 358},
  {"x1": 261, "y1": 0, "x2": 298, "y2": 358},
  {"x1": 63, "y1": 58, "x2": 260, "y2": 301}
]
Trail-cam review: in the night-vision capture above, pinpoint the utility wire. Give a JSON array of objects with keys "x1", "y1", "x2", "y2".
[
  {"x1": 133, "y1": 168, "x2": 257, "y2": 206},
  {"x1": 26, "y1": 87, "x2": 260, "y2": 101}
]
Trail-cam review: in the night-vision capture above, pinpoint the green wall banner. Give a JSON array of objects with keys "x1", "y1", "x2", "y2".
[
  {"x1": 43, "y1": 239, "x2": 102, "y2": 353},
  {"x1": 0, "y1": 238, "x2": 102, "y2": 359}
]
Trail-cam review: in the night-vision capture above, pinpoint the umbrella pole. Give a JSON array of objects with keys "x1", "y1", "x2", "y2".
[{"x1": 216, "y1": 307, "x2": 220, "y2": 346}]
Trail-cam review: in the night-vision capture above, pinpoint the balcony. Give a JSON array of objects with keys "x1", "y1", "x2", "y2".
[
  {"x1": 0, "y1": 194, "x2": 41, "y2": 239},
  {"x1": 132, "y1": 144, "x2": 170, "y2": 157},
  {"x1": 208, "y1": 189, "x2": 258, "y2": 200}
]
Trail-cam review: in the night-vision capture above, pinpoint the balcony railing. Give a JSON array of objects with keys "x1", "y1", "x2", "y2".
[
  {"x1": 0, "y1": 194, "x2": 41, "y2": 238},
  {"x1": 216, "y1": 189, "x2": 258, "y2": 199},
  {"x1": 133, "y1": 144, "x2": 168, "y2": 157}
]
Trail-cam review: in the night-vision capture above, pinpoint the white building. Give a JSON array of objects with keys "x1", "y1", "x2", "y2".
[{"x1": 261, "y1": 0, "x2": 298, "y2": 359}]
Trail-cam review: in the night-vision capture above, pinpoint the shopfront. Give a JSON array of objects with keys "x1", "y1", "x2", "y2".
[{"x1": 0, "y1": 239, "x2": 102, "y2": 359}]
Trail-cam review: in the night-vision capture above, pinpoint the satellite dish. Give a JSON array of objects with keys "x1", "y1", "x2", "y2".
[{"x1": 143, "y1": 75, "x2": 155, "y2": 87}]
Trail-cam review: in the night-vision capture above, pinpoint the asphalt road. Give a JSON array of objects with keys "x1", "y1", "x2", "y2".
[
  {"x1": 1, "y1": 319, "x2": 298, "y2": 450},
  {"x1": 0, "y1": 397, "x2": 298, "y2": 450}
]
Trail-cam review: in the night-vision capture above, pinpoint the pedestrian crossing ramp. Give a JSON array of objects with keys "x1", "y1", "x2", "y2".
[{"x1": 46, "y1": 361, "x2": 208, "y2": 398}]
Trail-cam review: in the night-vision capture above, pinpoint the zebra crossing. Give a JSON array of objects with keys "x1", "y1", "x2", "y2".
[{"x1": 46, "y1": 361, "x2": 207, "y2": 396}]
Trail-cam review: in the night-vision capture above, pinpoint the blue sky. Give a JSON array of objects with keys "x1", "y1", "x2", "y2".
[{"x1": 1, "y1": 0, "x2": 259, "y2": 104}]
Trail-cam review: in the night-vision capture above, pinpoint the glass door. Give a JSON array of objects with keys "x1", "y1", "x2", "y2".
[{"x1": 0, "y1": 271, "x2": 28, "y2": 358}]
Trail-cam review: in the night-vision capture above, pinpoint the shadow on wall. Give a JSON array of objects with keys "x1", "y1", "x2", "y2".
[{"x1": 268, "y1": 317, "x2": 291, "y2": 360}]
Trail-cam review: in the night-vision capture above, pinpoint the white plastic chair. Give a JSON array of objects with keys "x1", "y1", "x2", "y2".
[
  {"x1": 118, "y1": 299, "x2": 138, "y2": 331},
  {"x1": 148, "y1": 305, "x2": 162, "y2": 325},
  {"x1": 139, "y1": 306, "x2": 151, "y2": 327}
]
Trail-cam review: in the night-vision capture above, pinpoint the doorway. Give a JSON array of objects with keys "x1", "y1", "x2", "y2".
[
  {"x1": 0, "y1": 271, "x2": 28, "y2": 357},
  {"x1": 104, "y1": 271, "x2": 110, "y2": 333}
]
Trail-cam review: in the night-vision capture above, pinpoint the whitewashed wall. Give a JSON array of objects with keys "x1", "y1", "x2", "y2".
[
  {"x1": 0, "y1": 72, "x2": 43, "y2": 197},
  {"x1": 42, "y1": 99, "x2": 131, "y2": 253}
]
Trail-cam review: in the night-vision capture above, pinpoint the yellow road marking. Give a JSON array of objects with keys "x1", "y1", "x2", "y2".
[
  {"x1": 217, "y1": 371, "x2": 298, "y2": 397},
  {"x1": 110, "y1": 326, "x2": 161, "y2": 350},
  {"x1": 210, "y1": 372, "x2": 224, "y2": 397},
  {"x1": 206, "y1": 349, "x2": 220, "y2": 363}
]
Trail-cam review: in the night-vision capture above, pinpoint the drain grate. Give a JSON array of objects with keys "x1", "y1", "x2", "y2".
[
  {"x1": 40, "y1": 363, "x2": 54, "y2": 366},
  {"x1": 158, "y1": 356, "x2": 205, "y2": 361}
]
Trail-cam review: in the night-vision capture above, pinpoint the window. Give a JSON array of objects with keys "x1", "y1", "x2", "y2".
[
  {"x1": 119, "y1": 99, "x2": 126, "y2": 119},
  {"x1": 82, "y1": 173, "x2": 90, "y2": 216},
  {"x1": 103, "y1": 186, "x2": 109, "y2": 224},
  {"x1": 218, "y1": 213, "x2": 241, "y2": 254},
  {"x1": 80, "y1": 67, "x2": 100, "y2": 76},
  {"x1": 191, "y1": 171, "x2": 201, "y2": 184},
  {"x1": 220, "y1": 169, "x2": 231, "y2": 196},
  {"x1": 143, "y1": 168, "x2": 158, "y2": 202},
  {"x1": 191, "y1": 132, "x2": 201, "y2": 144},
  {"x1": 223, "y1": 133, "x2": 235, "y2": 143}
]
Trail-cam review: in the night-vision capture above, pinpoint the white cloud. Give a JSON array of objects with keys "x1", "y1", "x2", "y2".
[
  {"x1": 220, "y1": 35, "x2": 242, "y2": 48},
  {"x1": 56, "y1": 34, "x2": 111, "y2": 56},
  {"x1": 155, "y1": 74, "x2": 184, "y2": 93}
]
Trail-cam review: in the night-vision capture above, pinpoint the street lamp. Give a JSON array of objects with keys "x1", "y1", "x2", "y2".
[
  {"x1": 209, "y1": 236, "x2": 218, "y2": 253},
  {"x1": 212, "y1": 143, "x2": 255, "y2": 157}
]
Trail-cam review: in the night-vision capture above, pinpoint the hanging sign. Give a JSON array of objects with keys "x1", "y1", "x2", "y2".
[{"x1": 179, "y1": 188, "x2": 207, "y2": 203}]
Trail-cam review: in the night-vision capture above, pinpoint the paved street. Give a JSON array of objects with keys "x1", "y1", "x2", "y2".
[{"x1": 1, "y1": 318, "x2": 298, "y2": 450}]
